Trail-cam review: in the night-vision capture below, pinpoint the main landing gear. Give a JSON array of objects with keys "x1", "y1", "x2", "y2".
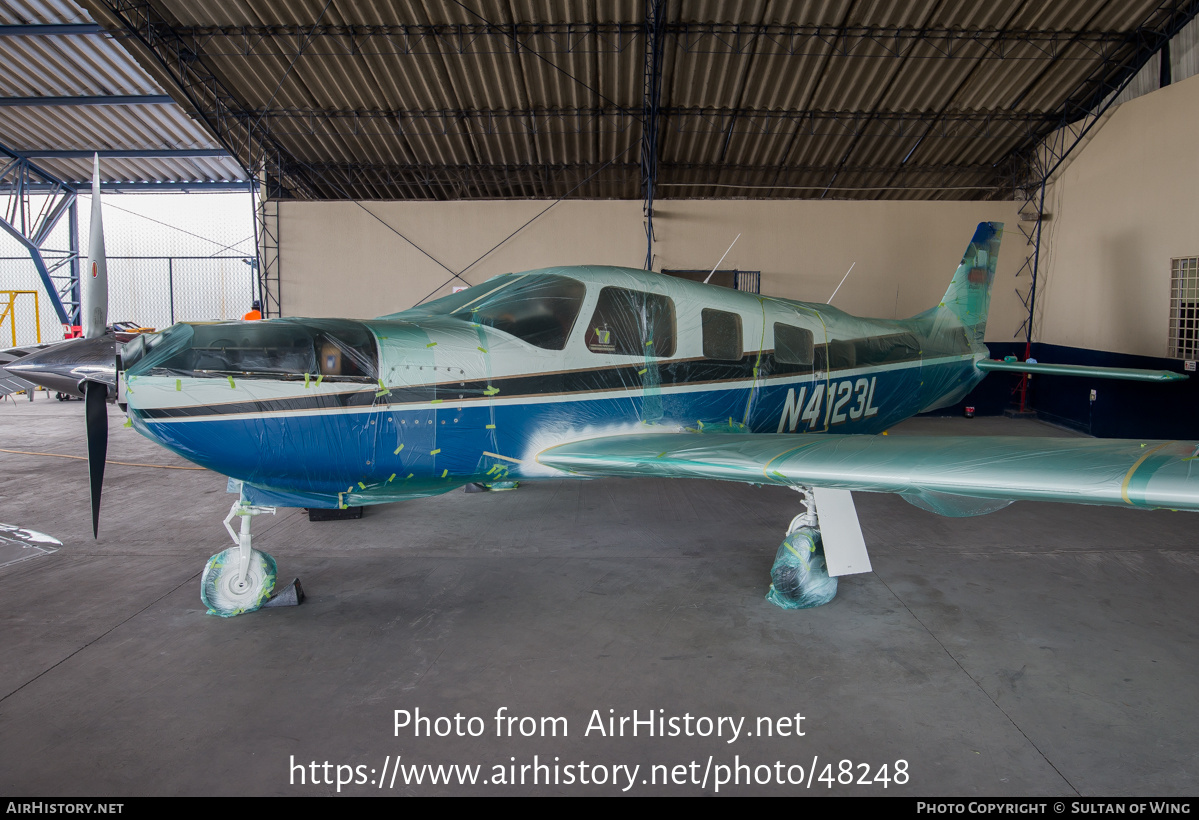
[
  {"x1": 766, "y1": 486, "x2": 839, "y2": 610},
  {"x1": 201, "y1": 501, "x2": 278, "y2": 617}
]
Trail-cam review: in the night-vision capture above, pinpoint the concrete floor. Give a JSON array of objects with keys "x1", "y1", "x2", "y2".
[{"x1": 0, "y1": 394, "x2": 1196, "y2": 796}]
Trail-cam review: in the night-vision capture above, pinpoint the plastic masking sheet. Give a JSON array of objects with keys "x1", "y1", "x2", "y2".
[{"x1": 118, "y1": 227, "x2": 1035, "y2": 512}]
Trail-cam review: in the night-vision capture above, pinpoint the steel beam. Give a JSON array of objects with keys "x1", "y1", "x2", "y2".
[
  {"x1": 0, "y1": 180, "x2": 253, "y2": 192},
  {"x1": 25, "y1": 149, "x2": 231, "y2": 159},
  {"x1": 0, "y1": 144, "x2": 77, "y2": 324},
  {"x1": 197, "y1": 104, "x2": 1052, "y2": 141},
  {"x1": 162, "y1": 22, "x2": 1129, "y2": 59},
  {"x1": 0, "y1": 95, "x2": 174, "y2": 107},
  {"x1": 0, "y1": 24, "x2": 103, "y2": 35},
  {"x1": 641, "y1": 0, "x2": 665, "y2": 270}
]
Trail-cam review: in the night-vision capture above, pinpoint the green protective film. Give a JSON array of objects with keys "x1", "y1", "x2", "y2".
[
  {"x1": 976, "y1": 359, "x2": 1188, "y2": 382},
  {"x1": 766, "y1": 526, "x2": 838, "y2": 609},
  {"x1": 538, "y1": 432, "x2": 1199, "y2": 513}
]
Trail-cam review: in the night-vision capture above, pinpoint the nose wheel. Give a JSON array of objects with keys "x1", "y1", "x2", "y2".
[{"x1": 201, "y1": 501, "x2": 278, "y2": 617}]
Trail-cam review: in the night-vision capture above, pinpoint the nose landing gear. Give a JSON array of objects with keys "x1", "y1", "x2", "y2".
[{"x1": 200, "y1": 502, "x2": 278, "y2": 617}]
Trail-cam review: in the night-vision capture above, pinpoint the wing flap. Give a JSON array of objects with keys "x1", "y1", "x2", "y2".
[{"x1": 537, "y1": 433, "x2": 1199, "y2": 512}]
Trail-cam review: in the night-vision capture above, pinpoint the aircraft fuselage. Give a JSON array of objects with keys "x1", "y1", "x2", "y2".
[{"x1": 121, "y1": 266, "x2": 987, "y2": 508}]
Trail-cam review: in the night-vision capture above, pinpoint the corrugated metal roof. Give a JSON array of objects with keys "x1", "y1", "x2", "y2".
[
  {"x1": 12, "y1": 0, "x2": 1199, "y2": 199},
  {"x1": 0, "y1": 0, "x2": 246, "y2": 187}
]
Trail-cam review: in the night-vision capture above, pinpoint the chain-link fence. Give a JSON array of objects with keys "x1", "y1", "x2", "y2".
[
  {"x1": 0, "y1": 191, "x2": 256, "y2": 346},
  {"x1": 0, "y1": 255, "x2": 255, "y2": 345}
]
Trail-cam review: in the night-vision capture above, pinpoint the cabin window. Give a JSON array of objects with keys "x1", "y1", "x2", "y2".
[
  {"x1": 854, "y1": 332, "x2": 921, "y2": 367},
  {"x1": 585, "y1": 287, "x2": 676, "y2": 357},
  {"x1": 702, "y1": 309, "x2": 743, "y2": 361},
  {"x1": 827, "y1": 339, "x2": 857, "y2": 369},
  {"x1": 774, "y1": 323, "x2": 813, "y2": 366}
]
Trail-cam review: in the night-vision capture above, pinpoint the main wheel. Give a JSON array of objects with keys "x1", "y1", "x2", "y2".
[{"x1": 200, "y1": 547, "x2": 277, "y2": 617}]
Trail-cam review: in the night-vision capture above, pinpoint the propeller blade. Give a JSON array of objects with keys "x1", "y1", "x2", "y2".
[
  {"x1": 84, "y1": 380, "x2": 108, "y2": 538},
  {"x1": 82, "y1": 154, "x2": 108, "y2": 340}
]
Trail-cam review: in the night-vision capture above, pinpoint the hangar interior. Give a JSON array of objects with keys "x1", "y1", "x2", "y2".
[{"x1": 2, "y1": 0, "x2": 1198, "y2": 797}]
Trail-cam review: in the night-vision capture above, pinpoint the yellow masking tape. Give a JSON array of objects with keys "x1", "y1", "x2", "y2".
[
  {"x1": 394, "y1": 443, "x2": 405, "y2": 454},
  {"x1": 316, "y1": 374, "x2": 324, "y2": 387},
  {"x1": 485, "y1": 424, "x2": 496, "y2": 429},
  {"x1": 358, "y1": 481, "x2": 366, "y2": 489},
  {"x1": 304, "y1": 373, "x2": 310, "y2": 387},
  {"x1": 175, "y1": 379, "x2": 181, "y2": 391},
  {"x1": 426, "y1": 341, "x2": 437, "y2": 348},
  {"x1": 430, "y1": 399, "x2": 443, "y2": 404},
  {"x1": 477, "y1": 346, "x2": 488, "y2": 353},
  {"x1": 388, "y1": 473, "x2": 396, "y2": 482},
  {"x1": 441, "y1": 469, "x2": 448, "y2": 478},
  {"x1": 484, "y1": 386, "x2": 499, "y2": 396},
  {"x1": 638, "y1": 368, "x2": 647, "y2": 375},
  {"x1": 482, "y1": 451, "x2": 522, "y2": 463},
  {"x1": 430, "y1": 448, "x2": 441, "y2": 455},
  {"x1": 227, "y1": 375, "x2": 235, "y2": 389}
]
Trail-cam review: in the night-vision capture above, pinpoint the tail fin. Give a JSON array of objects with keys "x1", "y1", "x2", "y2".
[{"x1": 936, "y1": 221, "x2": 1002, "y2": 345}]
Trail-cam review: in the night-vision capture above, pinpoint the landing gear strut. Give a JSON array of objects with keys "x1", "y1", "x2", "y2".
[
  {"x1": 200, "y1": 501, "x2": 278, "y2": 617},
  {"x1": 766, "y1": 486, "x2": 839, "y2": 609}
]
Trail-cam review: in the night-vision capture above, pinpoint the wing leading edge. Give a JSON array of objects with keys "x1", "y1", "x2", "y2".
[{"x1": 537, "y1": 433, "x2": 1199, "y2": 513}]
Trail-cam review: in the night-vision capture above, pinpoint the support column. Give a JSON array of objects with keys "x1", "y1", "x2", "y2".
[{"x1": 640, "y1": 0, "x2": 665, "y2": 271}]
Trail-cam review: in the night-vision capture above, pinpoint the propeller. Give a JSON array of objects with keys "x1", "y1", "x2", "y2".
[
  {"x1": 84, "y1": 379, "x2": 107, "y2": 537},
  {"x1": 82, "y1": 154, "x2": 110, "y2": 538}
]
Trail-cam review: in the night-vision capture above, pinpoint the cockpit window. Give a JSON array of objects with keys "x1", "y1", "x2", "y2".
[
  {"x1": 126, "y1": 319, "x2": 379, "y2": 381},
  {"x1": 420, "y1": 273, "x2": 586, "y2": 351}
]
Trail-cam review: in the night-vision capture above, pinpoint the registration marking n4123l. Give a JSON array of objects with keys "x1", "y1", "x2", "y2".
[{"x1": 777, "y1": 377, "x2": 879, "y2": 433}]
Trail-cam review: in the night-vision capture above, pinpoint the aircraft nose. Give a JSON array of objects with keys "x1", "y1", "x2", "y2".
[{"x1": 5, "y1": 335, "x2": 117, "y2": 398}]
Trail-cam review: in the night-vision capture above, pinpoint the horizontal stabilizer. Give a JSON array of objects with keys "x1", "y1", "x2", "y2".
[
  {"x1": 538, "y1": 432, "x2": 1199, "y2": 513},
  {"x1": 977, "y1": 359, "x2": 1187, "y2": 382}
]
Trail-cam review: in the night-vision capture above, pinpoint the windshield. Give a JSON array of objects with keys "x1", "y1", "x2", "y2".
[
  {"x1": 417, "y1": 273, "x2": 586, "y2": 351},
  {"x1": 125, "y1": 319, "x2": 379, "y2": 381}
]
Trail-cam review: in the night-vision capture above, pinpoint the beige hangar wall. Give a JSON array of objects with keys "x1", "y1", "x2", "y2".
[
  {"x1": 280, "y1": 197, "x2": 1023, "y2": 343},
  {"x1": 1035, "y1": 70, "x2": 1199, "y2": 358}
]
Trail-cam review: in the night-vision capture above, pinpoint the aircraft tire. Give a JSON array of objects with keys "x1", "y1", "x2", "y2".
[{"x1": 200, "y1": 547, "x2": 277, "y2": 617}]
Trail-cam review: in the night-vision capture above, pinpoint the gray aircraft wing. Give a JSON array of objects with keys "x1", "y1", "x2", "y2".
[{"x1": 0, "y1": 343, "x2": 51, "y2": 397}]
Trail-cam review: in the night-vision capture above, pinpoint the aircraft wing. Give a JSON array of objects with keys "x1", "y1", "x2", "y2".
[{"x1": 537, "y1": 433, "x2": 1199, "y2": 514}]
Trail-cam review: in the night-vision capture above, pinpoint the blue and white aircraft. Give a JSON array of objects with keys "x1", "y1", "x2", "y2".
[{"x1": 16, "y1": 163, "x2": 1199, "y2": 617}]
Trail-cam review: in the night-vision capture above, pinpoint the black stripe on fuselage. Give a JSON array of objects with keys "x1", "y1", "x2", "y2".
[{"x1": 137, "y1": 336, "x2": 966, "y2": 420}]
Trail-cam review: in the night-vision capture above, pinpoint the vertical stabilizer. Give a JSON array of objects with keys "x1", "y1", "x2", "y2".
[
  {"x1": 935, "y1": 219, "x2": 1002, "y2": 345},
  {"x1": 82, "y1": 155, "x2": 108, "y2": 339},
  {"x1": 934, "y1": 222, "x2": 1002, "y2": 345}
]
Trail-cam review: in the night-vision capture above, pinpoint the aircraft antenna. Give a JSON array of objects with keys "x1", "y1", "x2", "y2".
[
  {"x1": 827, "y1": 261, "x2": 856, "y2": 304},
  {"x1": 704, "y1": 233, "x2": 741, "y2": 284}
]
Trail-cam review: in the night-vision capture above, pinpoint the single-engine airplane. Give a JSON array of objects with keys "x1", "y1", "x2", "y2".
[{"x1": 13, "y1": 160, "x2": 1198, "y2": 617}]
